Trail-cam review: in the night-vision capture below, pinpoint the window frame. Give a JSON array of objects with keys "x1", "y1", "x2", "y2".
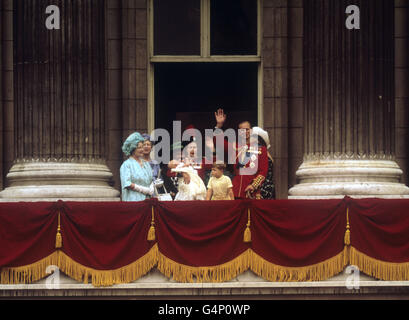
[{"x1": 147, "y1": 0, "x2": 263, "y2": 131}]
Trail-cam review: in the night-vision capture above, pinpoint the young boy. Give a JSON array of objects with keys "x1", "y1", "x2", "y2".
[{"x1": 206, "y1": 163, "x2": 235, "y2": 200}]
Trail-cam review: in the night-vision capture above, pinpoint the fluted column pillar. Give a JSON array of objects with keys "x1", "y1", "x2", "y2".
[
  {"x1": 0, "y1": 1, "x2": 3, "y2": 189},
  {"x1": 289, "y1": 0, "x2": 409, "y2": 198},
  {"x1": 0, "y1": 0, "x2": 119, "y2": 201}
]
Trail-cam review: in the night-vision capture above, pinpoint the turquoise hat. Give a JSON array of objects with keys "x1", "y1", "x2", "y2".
[{"x1": 122, "y1": 132, "x2": 144, "y2": 156}]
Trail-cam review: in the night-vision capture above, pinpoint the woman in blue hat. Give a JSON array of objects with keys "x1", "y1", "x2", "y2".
[{"x1": 120, "y1": 132, "x2": 153, "y2": 201}]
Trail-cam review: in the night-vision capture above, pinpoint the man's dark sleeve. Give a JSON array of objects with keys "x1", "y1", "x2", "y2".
[{"x1": 159, "y1": 163, "x2": 178, "y2": 194}]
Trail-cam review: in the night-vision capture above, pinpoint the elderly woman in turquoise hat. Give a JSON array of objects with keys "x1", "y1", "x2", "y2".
[{"x1": 120, "y1": 132, "x2": 154, "y2": 201}]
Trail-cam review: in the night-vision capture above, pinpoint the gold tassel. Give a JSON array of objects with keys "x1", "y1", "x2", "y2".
[
  {"x1": 344, "y1": 208, "x2": 350, "y2": 246},
  {"x1": 55, "y1": 211, "x2": 62, "y2": 249},
  {"x1": 147, "y1": 206, "x2": 156, "y2": 241},
  {"x1": 243, "y1": 208, "x2": 251, "y2": 243}
]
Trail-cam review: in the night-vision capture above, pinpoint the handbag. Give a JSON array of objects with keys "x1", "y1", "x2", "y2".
[
  {"x1": 155, "y1": 184, "x2": 173, "y2": 201},
  {"x1": 154, "y1": 169, "x2": 173, "y2": 201}
]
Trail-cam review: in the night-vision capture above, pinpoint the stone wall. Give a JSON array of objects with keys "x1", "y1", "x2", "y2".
[
  {"x1": 263, "y1": 0, "x2": 303, "y2": 199},
  {"x1": 105, "y1": 0, "x2": 148, "y2": 192},
  {"x1": 288, "y1": 0, "x2": 304, "y2": 196}
]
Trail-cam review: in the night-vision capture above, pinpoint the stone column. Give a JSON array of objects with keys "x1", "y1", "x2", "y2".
[
  {"x1": 1, "y1": 0, "x2": 15, "y2": 192},
  {"x1": 289, "y1": 0, "x2": 409, "y2": 198},
  {"x1": 0, "y1": 1, "x2": 3, "y2": 189},
  {"x1": 0, "y1": 0, "x2": 119, "y2": 201}
]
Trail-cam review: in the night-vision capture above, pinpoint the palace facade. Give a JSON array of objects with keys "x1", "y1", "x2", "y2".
[{"x1": 0, "y1": 0, "x2": 409, "y2": 200}]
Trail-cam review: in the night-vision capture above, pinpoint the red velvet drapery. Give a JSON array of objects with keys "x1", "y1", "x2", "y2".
[{"x1": 1, "y1": 197, "x2": 408, "y2": 286}]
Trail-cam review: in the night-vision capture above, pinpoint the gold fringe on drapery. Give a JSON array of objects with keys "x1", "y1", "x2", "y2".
[
  {"x1": 249, "y1": 248, "x2": 349, "y2": 282},
  {"x1": 349, "y1": 246, "x2": 409, "y2": 281},
  {"x1": 0, "y1": 245, "x2": 159, "y2": 287},
  {"x1": 57, "y1": 245, "x2": 159, "y2": 287},
  {"x1": 7, "y1": 246, "x2": 409, "y2": 285},
  {"x1": 157, "y1": 249, "x2": 252, "y2": 283},
  {"x1": 0, "y1": 251, "x2": 61, "y2": 285}
]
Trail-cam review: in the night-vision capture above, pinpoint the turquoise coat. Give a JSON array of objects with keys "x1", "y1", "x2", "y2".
[{"x1": 120, "y1": 158, "x2": 153, "y2": 201}]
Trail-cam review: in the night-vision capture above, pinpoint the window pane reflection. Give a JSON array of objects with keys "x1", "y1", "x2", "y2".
[
  {"x1": 154, "y1": 0, "x2": 201, "y2": 55},
  {"x1": 210, "y1": 0, "x2": 257, "y2": 55}
]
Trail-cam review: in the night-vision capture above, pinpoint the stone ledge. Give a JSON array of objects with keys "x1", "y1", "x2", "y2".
[
  {"x1": 2, "y1": 270, "x2": 409, "y2": 298},
  {"x1": 0, "y1": 162, "x2": 120, "y2": 201},
  {"x1": 2, "y1": 282, "x2": 409, "y2": 298},
  {"x1": 289, "y1": 159, "x2": 409, "y2": 198}
]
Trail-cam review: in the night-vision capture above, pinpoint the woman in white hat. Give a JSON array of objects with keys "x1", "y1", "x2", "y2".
[{"x1": 171, "y1": 165, "x2": 207, "y2": 201}]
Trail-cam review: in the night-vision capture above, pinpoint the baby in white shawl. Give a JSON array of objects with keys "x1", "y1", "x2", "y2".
[{"x1": 171, "y1": 165, "x2": 207, "y2": 201}]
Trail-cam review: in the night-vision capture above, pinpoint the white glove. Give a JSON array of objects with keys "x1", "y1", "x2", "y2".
[
  {"x1": 132, "y1": 184, "x2": 152, "y2": 195},
  {"x1": 149, "y1": 182, "x2": 154, "y2": 196}
]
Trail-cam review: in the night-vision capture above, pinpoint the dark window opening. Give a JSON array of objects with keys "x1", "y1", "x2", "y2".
[{"x1": 154, "y1": 62, "x2": 258, "y2": 140}]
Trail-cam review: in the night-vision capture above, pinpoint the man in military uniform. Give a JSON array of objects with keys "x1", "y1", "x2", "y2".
[{"x1": 211, "y1": 109, "x2": 269, "y2": 199}]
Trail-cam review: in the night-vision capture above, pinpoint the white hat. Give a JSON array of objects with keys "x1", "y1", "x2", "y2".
[
  {"x1": 171, "y1": 164, "x2": 195, "y2": 174},
  {"x1": 251, "y1": 127, "x2": 271, "y2": 149}
]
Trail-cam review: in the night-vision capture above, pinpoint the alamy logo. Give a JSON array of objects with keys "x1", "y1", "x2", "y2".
[
  {"x1": 45, "y1": 5, "x2": 60, "y2": 30},
  {"x1": 45, "y1": 265, "x2": 60, "y2": 289},
  {"x1": 345, "y1": 265, "x2": 360, "y2": 289},
  {"x1": 345, "y1": 5, "x2": 360, "y2": 30}
]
